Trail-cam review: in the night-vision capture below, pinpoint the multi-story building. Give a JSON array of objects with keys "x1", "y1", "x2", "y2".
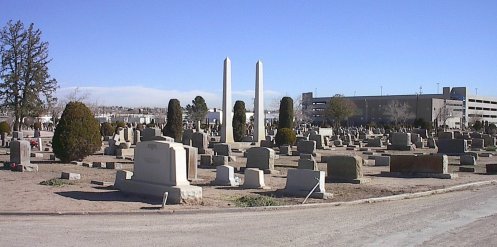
[{"x1": 302, "y1": 87, "x2": 496, "y2": 128}]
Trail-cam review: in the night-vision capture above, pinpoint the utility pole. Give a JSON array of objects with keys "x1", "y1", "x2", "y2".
[{"x1": 437, "y1": 83, "x2": 440, "y2": 94}]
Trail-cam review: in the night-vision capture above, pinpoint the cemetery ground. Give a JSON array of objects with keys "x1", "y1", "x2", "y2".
[{"x1": 1, "y1": 132, "x2": 497, "y2": 213}]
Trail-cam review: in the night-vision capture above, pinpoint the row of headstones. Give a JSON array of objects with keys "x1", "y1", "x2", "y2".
[
  {"x1": 439, "y1": 131, "x2": 496, "y2": 141},
  {"x1": 458, "y1": 152, "x2": 496, "y2": 173}
]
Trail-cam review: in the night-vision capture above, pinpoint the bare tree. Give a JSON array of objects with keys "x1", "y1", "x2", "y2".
[
  {"x1": 384, "y1": 100, "x2": 414, "y2": 126},
  {"x1": 294, "y1": 95, "x2": 313, "y2": 125}
]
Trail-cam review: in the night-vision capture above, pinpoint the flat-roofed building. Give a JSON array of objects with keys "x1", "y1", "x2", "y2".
[{"x1": 302, "y1": 86, "x2": 495, "y2": 128}]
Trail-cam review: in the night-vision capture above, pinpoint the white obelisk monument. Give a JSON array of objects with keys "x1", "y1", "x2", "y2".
[
  {"x1": 254, "y1": 60, "x2": 265, "y2": 142},
  {"x1": 221, "y1": 57, "x2": 234, "y2": 143}
]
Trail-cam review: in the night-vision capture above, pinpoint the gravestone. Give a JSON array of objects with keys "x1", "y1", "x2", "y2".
[
  {"x1": 12, "y1": 131, "x2": 23, "y2": 140},
  {"x1": 318, "y1": 128, "x2": 334, "y2": 137},
  {"x1": 367, "y1": 137, "x2": 383, "y2": 147},
  {"x1": 333, "y1": 140, "x2": 343, "y2": 147},
  {"x1": 326, "y1": 155, "x2": 369, "y2": 183},
  {"x1": 10, "y1": 140, "x2": 37, "y2": 172},
  {"x1": 387, "y1": 133, "x2": 414, "y2": 151},
  {"x1": 245, "y1": 147, "x2": 276, "y2": 173},
  {"x1": 482, "y1": 135, "x2": 496, "y2": 147},
  {"x1": 133, "y1": 129, "x2": 141, "y2": 145},
  {"x1": 374, "y1": 156, "x2": 390, "y2": 166},
  {"x1": 213, "y1": 155, "x2": 228, "y2": 166},
  {"x1": 200, "y1": 154, "x2": 212, "y2": 166},
  {"x1": 471, "y1": 138, "x2": 484, "y2": 150},
  {"x1": 183, "y1": 145, "x2": 198, "y2": 180},
  {"x1": 182, "y1": 129, "x2": 194, "y2": 146},
  {"x1": 427, "y1": 138, "x2": 437, "y2": 148},
  {"x1": 213, "y1": 143, "x2": 231, "y2": 156},
  {"x1": 298, "y1": 158, "x2": 317, "y2": 170},
  {"x1": 309, "y1": 134, "x2": 325, "y2": 149},
  {"x1": 486, "y1": 164, "x2": 497, "y2": 174},
  {"x1": 192, "y1": 132, "x2": 209, "y2": 154},
  {"x1": 123, "y1": 128, "x2": 133, "y2": 142},
  {"x1": 413, "y1": 128, "x2": 428, "y2": 138},
  {"x1": 284, "y1": 169, "x2": 331, "y2": 199},
  {"x1": 243, "y1": 168, "x2": 268, "y2": 189},
  {"x1": 214, "y1": 165, "x2": 238, "y2": 186},
  {"x1": 141, "y1": 128, "x2": 162, "y2": 141},
  {"x1": 297, "y1": 140, "x2": 316, "y2": 155},
  {"x1": 388, "y1": 154, "x2": 455, "y2": 178},
  {"x1": 279, "y1": 145, "x2": 291, "y2": 156},
  {"x1": 438, "y1": 132, "x2": 454, "y2": 139},
  {"x1": 61, "y1": 172, "x2": 80, "y2": 180},
  {"x1": 460, "y1": 155, "x2": 476, "y2": 166},
  {"x1": 438, "y1": 139, "x2": 467, "y2": 155},
  {"x1": 114, "y1": 140, "x2": 202, "y2": 204}
]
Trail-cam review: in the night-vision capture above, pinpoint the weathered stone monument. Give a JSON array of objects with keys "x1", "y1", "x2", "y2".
[
  {"x1": 388, "y1": 154, "x2": 456, "y2": 179},
  {"x1": 284, "y1": 169, "x2": 332, "y2": 199},
  {"x1": 114, "y1": 141, "x2": 202, "y2": 204},
  {"x1": 245, "y1": 147, "x2": 276, "y2": 174},
  {"x1": 221, "y1": 57, "x2": 234, "y2": 143},
  {"x1": 10, "y1": 140, "x2": 37, "y2": 172},
  {"x1": 326, "y1": 155, "x2": 369, "y2": 184},
  {"x1": 387, "y1": 133, "x2": 414, "y2": 151}
]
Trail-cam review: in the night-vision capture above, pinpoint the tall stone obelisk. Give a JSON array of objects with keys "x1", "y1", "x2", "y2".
[
  {"x1": 254, "y1": 60, "x2": 265, "y2": 143},
  {"x1": 221, "y1": 57, "x2": 234, "y2": 143}
]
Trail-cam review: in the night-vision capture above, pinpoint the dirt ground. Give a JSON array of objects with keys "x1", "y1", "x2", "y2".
[{"x1": 1, "y1": 131, "x2": 497, "y2": 213}]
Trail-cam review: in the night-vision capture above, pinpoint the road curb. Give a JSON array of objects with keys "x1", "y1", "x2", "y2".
[{"x1": 1, "y1": 180, "x2": 496, "y2": 216}]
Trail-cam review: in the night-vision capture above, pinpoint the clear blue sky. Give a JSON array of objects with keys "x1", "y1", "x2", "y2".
[{"x1": 2, "y1": 0, "x2": 496, "y2": 109}]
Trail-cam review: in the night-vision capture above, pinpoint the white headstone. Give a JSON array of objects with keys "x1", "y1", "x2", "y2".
[
  {"x1": 115, "y1": 140, "x2": 202, "y2": 204},
  {"x1": 243, "y1": 168, "x2": 267, "y2": 189},
  {"x1": 215, "y1": 165, "x2": 238, "y2": 186}
]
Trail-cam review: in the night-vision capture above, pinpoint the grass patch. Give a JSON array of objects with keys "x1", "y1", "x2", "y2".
[
  {"x1": 39, "y1": 178, "x2": 73, "y2": 187},
  {"x1": 234, "y1": 195, "x2": 279, "y2": 207},
  {"x1": 485, "y1": 146, "x2": 497, "y2": 152}
]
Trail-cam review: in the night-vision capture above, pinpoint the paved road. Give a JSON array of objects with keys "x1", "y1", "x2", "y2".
[{"x1": 1, "y1": 185, "x2": 497, "y2": 247}]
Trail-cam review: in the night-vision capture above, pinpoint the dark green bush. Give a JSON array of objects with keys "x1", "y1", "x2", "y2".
[
  {"x1": 100, "y1": 122, "x2": 114, "y2": 136},
  {"x1": 52, "y1": 101, "x2": 102, "y2": 163},
  {"x1": 232, "y1": 100, "x2": 246, "y2": 142},
  {"x1": 275, "y1": 128, "x2": 296, "y2": 146},
  {"x1": 163, "y1": 99, "x2": 183, "y2": 142},
  {"x1": 0, "y1": 121, "x2": 10, "y2": 134},
  {"x1": 115, "y1": 121, "x2": 126, "y2": 128},
  {"x1": 278, "y1": 97, "x2": 294, "y2": 129}
]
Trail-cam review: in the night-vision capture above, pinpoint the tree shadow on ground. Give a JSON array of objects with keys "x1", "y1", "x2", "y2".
[{"x1": 55, "y1": 191, "x2": 162, "y2": 205}]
